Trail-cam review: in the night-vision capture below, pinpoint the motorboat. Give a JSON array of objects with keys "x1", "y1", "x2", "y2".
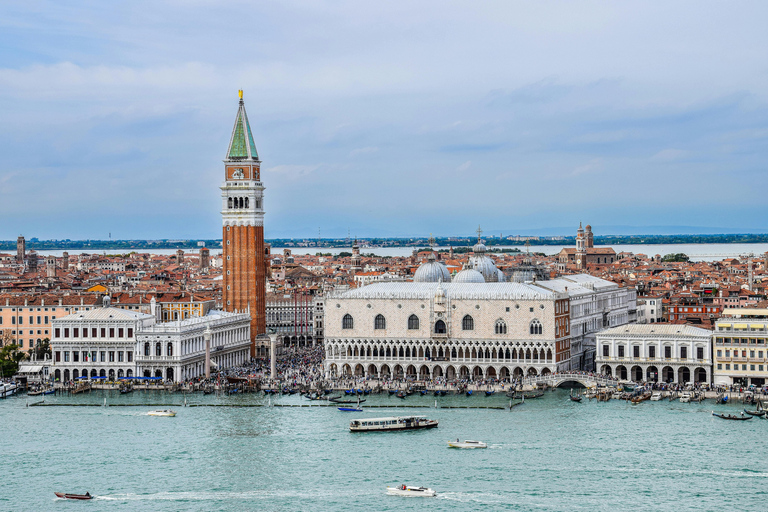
[
  {"x1": 350, "y1": 415, "x2": 438, "y2": 432},
  {"x1": 147, "y1": 410, "x2": 177, "y2": 417},
  {"x1": 55, "y1": 492, "x2": 93, "y2": 500},
  {"x1": 338, "y1": 407, "x2": 363, "y2": 412},
  {"x1": 1, "y1": 382, "x2": 18, "y2": 399},
  {"x1": 650, "y1": 392, "x2": 663, "y2": 401},
  {"x1": 448, "y1": 439, "x2": 487, "y2": 449},
  {"x1": 679, "y1": 392, "x2": 692, "y2": 403},
  {"x1": 386, "y1": 485, "x2": 436, "y2": 497}
]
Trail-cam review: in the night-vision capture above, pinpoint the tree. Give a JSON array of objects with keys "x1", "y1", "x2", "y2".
[
  {"x1": 34, "y1": 338, "x2": 51, "y2": 361},
  {"x1": 661, "y1": 253, "x2": 689, "y2": 263},
  {"x1": 337, "y1": 252, "x2": 352, "y2": 258},
  {"x1": 0, "y1": 344, "x2": 27, "y2": 378}
]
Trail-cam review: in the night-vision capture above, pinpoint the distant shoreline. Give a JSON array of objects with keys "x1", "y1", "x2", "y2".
[{"x1": 2, "y1": 234, "x2": 768, "y2": 251}]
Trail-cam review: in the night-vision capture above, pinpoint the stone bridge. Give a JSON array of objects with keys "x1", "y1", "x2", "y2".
[{"x1": 521, "y1": 372, "x2": 619, "y2": 389}]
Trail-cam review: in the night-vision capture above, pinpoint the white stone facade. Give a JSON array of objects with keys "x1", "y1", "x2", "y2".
[
  {"x1": 51, "y1": 307, "x2": 155, "y2": 382},
  {"x1": 324, "y1": 282, "x2": 572, "y2": 381},
  {"x1": 136, "y1": 310, "x2": 251, "y2": 381},
  {"x1": 596, "y1": 324, "x2": 712, "y2": 383}
]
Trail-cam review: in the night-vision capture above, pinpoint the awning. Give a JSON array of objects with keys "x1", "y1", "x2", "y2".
[
  {"x1": 719, "y1": 323, "x2": 732, "y2": 328},
  {"x1": 734, "y1": 324, "x2": 748, "y2": 329},
  {"x1": 749, "y1": 324, "x2": 764, "y2": 329},
  {"x1": 19, "y1": 365, "x2": 43, "y2": 373}
]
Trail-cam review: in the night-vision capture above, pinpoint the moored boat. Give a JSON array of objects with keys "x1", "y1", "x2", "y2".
[
  {"x1": 55, "y1": 492, "x2": 92, "y2": 500},
  {"x1": 448, "y1": 439, "x2": 487, "y2": 449},
  {"x1": 350, "y1": 415, "x2": 438, "y2": 432},
  {"x1": 147, "y1": 409, "x2": 177, "y2": 417},
  {"x1": 743, "y1": 408, "x2": 766, "y2": 417},
  {"x1": 650, "y1": 392, "x2": 663, "y2": 401},
  {"x1": 679, "y1": 392, "x2": 692, "y2": 403},
  {"x1": 386, "y1": 485, "x2": 436, "y2": 497},
  {"x1": 338, "y1": 407, "x2": 363, "y2": 412}
]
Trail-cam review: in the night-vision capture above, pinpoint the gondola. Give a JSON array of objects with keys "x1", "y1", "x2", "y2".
[
  {"x1": 363, "y1": 389, "x2": 371, "y2": 395},
  {"x1": 743, "y1": 408, "x2": 766, "y2": 417},
  {"x1": 569, "y1": 395, "x2": 582, "y2": 402},
  {"x1": 466, "y1": 390, "x2": 473, "y2": 396},
  {"x1": 396, "y1": 391, "x2": 406, "y2": 399},
  {"x1": 330, "y1": 398, "x2": 366, "y2": 404},
  {"x1": 345, "y1": 389, "x2": 354, "y2": 395},
  {"x1": 712, "y1": 411, "x2": 752, "y2": 421},
  {"x1": 405, "y1": 389, "x2": 414, "y2": 396},
  {"x1": 485, "y1": 390, "x2": 495, "y2": 397},
  {"x1": 55, "y1": 492, "x2": 92, "y2": 500},
  {"x1": 389, "y1": 389, "x2": 397, "y2": 395},
  {"x1": 322, "y1": 389, "x2": 334, "y2": 395},
  {"x1": 119, "y1": 387, "x2": 132, "y2": 394},
  {"x1": 420, "y1": 390, "x2": 428, "y2": 396}
]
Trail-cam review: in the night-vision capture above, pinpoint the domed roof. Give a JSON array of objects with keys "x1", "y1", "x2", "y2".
[
  {"x1": 472, "y1": 241, "x2": 488, "y2": 254},
  {"x1": 413, "y1": 253, "x2": 452, "y2": 283},
  {"x1": 453, "y1": 266, "x2": 485, "y2": 283},
  {"x1": 496, "y1": 269, "x2": 506, "y2": 282}
]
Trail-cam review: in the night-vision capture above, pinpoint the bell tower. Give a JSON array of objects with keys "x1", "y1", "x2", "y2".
[{"x1": 221, "y1": 90, "x2": 266, "y2": 356}]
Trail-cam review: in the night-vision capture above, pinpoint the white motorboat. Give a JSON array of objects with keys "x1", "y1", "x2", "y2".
[
  {"x1": 679, "y1": 392, "x2": 692, "y2": 403},
  {"x1": 448, "y1": 439, "x2": 487, "y2": 449},
  {"x1": 650, "y1": 392, "x2": 663, "y2": 401},
  {"x1": 147, "y1": 409, "x2": 177, "y2": 417},
  {"x1": 1, "y1": 382, "x2": 18, "y2": 399},
  {"x1": 386, "y1": 485, "x2": 436, "y2": 497}
]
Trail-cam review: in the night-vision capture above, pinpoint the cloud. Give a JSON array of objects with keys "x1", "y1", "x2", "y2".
[
  {"x1": 349, "y1": 146, "x2": 378, "y2": 157},
  {"x1": 456, "y1": 161, "x2": 471, "y2": 172}
]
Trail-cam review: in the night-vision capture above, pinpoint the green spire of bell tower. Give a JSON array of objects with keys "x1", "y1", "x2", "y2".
[{"x1": 226, "y1": 90, "x2": 259, "y2": 161}]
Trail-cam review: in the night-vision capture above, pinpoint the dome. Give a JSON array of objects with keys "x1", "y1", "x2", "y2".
[
  {"x1": 453, "y1": 267, "x2": 485, "y2": 283},
  {"x1": 413, "y1": 253, "x2": 451, "y2": 283},
  {"x1": 469, "y1": 253, "x2": 499, "y2": 282},
  {"x1": 496, "y1": 269, "x2": 506, "y2": 282},
  {"x1": 472, "y1": 241, "x2": 487, "y2": 254}
]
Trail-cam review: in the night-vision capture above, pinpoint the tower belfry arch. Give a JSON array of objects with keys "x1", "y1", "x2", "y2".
[{"x1": 221, "y1": 91, "x2": 267, "y2": 356}]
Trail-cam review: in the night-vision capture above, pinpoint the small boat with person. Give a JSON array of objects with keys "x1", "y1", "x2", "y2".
[
  {"x1": 55, "y1": 492, "x2": 92, "y2": 500},
  {"x1": 448, "y1": 439, "x2": 487, "y2": 449},
  {"x1": 147, "y1": 409, "x2": 177, "y2": 417},
  {"x1": 743, "y1": 408, "x2": 766, "y2": 417},
  {"x1": 386, "y1": 484, "x2": 436, "y2": 497},
  {"x1": 712, "y1": 411, "x2": 752, "y2": 421}
]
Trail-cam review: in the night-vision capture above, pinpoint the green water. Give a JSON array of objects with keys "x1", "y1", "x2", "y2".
[{"x1": 3, "y1": 390, "x2": 767, "y2": 511}]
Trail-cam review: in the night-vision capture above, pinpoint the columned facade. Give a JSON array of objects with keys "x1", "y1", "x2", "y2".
[
  {"x1": 324, "y1": 282, "x2": 571, "y2": 381},
  {"x1": 221, "y1": 91, "x2": 266, "y2": 357},
  {"x1": 595, "y1": 324, "x2": 712, "y2": 384}
]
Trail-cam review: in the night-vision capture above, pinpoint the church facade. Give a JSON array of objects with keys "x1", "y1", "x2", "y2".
[{"x1": 557, "y1": 223, "x2": 616, "y2": 270}]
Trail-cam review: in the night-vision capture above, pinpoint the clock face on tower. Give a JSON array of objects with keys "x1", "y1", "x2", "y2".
[{"x1": 576, "y1": 258, "x2": 581, "y2": 266}]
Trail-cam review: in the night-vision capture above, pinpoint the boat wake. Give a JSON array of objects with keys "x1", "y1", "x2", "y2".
[{"x1": 95, "y1": 489, "x2": 367, "y2": 501}]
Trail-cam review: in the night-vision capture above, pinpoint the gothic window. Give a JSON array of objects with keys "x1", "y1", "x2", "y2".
[
  {"x1": 144, "y1": 342, "x2": 150, "y2": 356},
  {"x1": 434, "y1": 320, "x2": 447, "y2": 334},
  {"x1": 167, "y1": 343, "x2": 173, "y2": 357},
  {"x1": 245, "y1": 197, "x2": 249, "y2": 208},
  {"x1": 239, "y1": 197, "x2": 244, "y2": 208},
  {"x1": 342, "y1": 314, "x2": 353, "y2": 329},
  {"x1": 408, "y1": 314, "x2": 419, "y2": 330},
  {"x1": 495, "y1": 319, "x2": 507, "y2": 334},
  {"x1": 462, "y1": 315, "x2": 474, "y2": 331},
  {"x1": 374, "y1": 314, "x2": 386, "y2": 330},
  {"x1": 451, "y1": 347, "x2": 457, "y2": 358},
  {"x1": 155, "y1": 342, "x2": 162, "y2": 356},
  {"x1": 530, "y1": 319, "x2": 542, "y2": 335},
  {"x1": 228, "y1": 197, "x2": 233, "y2": 209}
]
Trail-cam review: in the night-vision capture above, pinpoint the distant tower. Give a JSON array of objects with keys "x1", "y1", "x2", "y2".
[
  {"x1": 221, "y1": 90, "x2": 266, "y2": 356},
  {"x1": 46, "y1": 257, "x2": 57, "y2": 278},
  {"x1": 16, "y1": 236, "x2": 25, "y2": 263},
  {"x1": 27, "y1": 250, "x2": 38, "y2": 272},
  {"x1": 350, "y1": 238, "x2": 362, "y2": 274},
  {"x1": 62, "y1": 251, "x2": 69, "y2": 271},
  {"x1": 176, "y1": 249, "x2": 184, "y2": 265},
  {"x1": 748, "y1": 259, "x2": 754, "y2": 292},
  {"x1": 199, "y1": 247, "x2": 210, "y2": 270},
  {"x1": 585, "y1": 224, "x2": 594, "y2": 248},
  {"x1": 576, "y1": 222, "x2": 586, "y2": 270}
]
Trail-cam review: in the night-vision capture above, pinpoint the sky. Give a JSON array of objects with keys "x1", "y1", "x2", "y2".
[{"x1": 1, "y1": 1, "x2": 767, "y2": 240}]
